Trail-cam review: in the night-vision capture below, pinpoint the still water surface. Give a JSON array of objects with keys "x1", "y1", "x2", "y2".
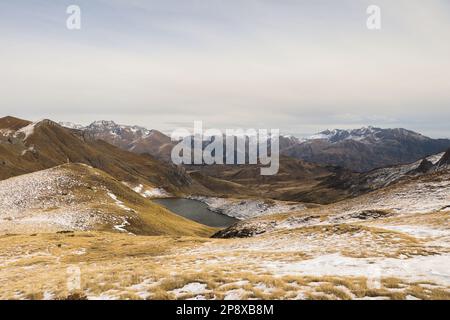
[{"x1": 153, "y1": 198, "x2": 237, "y2": 228}]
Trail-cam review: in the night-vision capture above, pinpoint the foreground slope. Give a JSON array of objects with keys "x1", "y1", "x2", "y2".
[{"x1": 0, "y1": 163, "x2": 213, "y2": 236}]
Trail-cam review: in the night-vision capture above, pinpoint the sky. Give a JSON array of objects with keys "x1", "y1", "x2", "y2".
[{"x1": 0, "y1": 0, "x2": 449, "y2": 137}]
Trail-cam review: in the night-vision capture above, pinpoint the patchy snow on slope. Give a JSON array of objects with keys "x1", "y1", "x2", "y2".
[
  {"x1": 17, "y1": 210, "x2": 102, "y2": 232},
  {"x1": 427, "y1": 152, "x2": 446, "y2": 165},
  {"x1": 15, "y1": 122, "x2": 37, "y2": 140},
  {"x1": 122, "y1": 182, "x2": 171, "y2": 199},
  {"x1": 113, "y1": 217, "x2": 131, "y2": 233},
  {"x1": 0, "y1": 165, "x2": 142, "y2": 234},
  {"x1": 0, "y1": 167, "x2": 85, "y2": 217},
  {"x1": 107, "y1": 191, "x2": 132, "y2": 211},
  {"x1": 265, "y1": 253, "x2": 450, "y2": 286},
  {"x1": 331, "y1": 176, "x2": 450, "y2": 224},
  {"x1": 143, "y1": 188, "x2": 170, "y2": 198},
  {"x1": 130, "y1": 184, "x2": 144, "y2": 193},
  {"x1": 356, "y1": 152, "x2": 446, "y2": 191},
  {"x1": 190, "y1": 196, "x2": 306, "y2": 219},
  {"x1": 0, "y1": 129, "x2": 14, "y2": 137},
  {"x1": 20, "y1": 146, "x2": 36, "y2": 156},
  {"x1": 374, "y1": 225, "x2": 450, "y2": 240}
]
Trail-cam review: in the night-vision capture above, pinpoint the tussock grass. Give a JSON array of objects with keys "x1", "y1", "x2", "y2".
[{"x1": 0, "y1": 232, "x2": 448, "y2": 300}]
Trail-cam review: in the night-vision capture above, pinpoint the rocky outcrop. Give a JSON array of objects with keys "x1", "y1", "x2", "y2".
[{"x1": 436, "y1": 149, "x2": 450, "y2": 168}]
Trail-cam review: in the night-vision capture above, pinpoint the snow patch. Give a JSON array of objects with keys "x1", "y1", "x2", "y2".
[
  {"x1": 375, "y1": 225, "x2": 450, "y2": 239},
  {"x1": 43, "y1": 291, "x2": 55, "y2": 300},
  {"x1": 15, "y1": 122, "x2": 37, "y2": 140},
  {"x1": 107, "y1": 192, "x2": 132, "y2": 211},
  {"x1": 71, "y1": 248, "x2": 87, "y2": 255},
  {"x1": 224, "y1": 288, "x2": 248, "y2": 300},
  {"x1": 170, "y1": 282, "x2": 209, "y2": 297},
  {"x1": 143, "y1": 188, "x2": 170, "y2": 198},
  {"x1": 265, "y1": 253, "x2": 450, "y2": 286},
  {"x1": 21, "y1": 146, "x2": 36, "y2": 156},
  {"x1": 113, "y1": 217, "x2": 131, "y2": 233},
  {"x1": 190, "y1": 196, "x2": 306, "y2": 219},
  {"x1": 123, "y1": 182, "x2": 171, "y2": 199}
]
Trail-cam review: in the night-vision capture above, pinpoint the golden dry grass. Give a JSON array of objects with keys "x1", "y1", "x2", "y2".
[
  {"x1": 0, "y1": 232, "x2": 448, "y2": 300},
  {"x1": 0, "y1": 163, "x2": 216, "y2": 238}
]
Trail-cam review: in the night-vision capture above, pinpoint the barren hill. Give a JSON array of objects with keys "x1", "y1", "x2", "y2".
[
  {"x1": 0, "y1": 163, "x2": 213, "y2": 236},
  {"x1": 0, "y1": 116, "x2": 208, "y2": 195}
]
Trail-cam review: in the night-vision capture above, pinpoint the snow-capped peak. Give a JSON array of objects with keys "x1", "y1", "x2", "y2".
[
  {"x1": 88, "y1": 120, "x2": 118, "y2": 129},
  {"x1": 59, "y1": 122, "x2": 85, "y2": 130},
  {"x1": 84, "y1": 120, "x2": 152, "y2": 139},
  {"x1": 307, "y1": 127, "x2": 427, "y2": 144}
]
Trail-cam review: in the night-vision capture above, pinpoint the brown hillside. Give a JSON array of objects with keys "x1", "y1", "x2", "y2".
[
  {"x1": 0, "y1": 163, "x2": 214, "y2": 236},
  {"x1": 0, "y1": 116, "x2": 31, "y2": 131},
  {"x1": 0, "y1": 117, "x2": 209, "y2": 195}
]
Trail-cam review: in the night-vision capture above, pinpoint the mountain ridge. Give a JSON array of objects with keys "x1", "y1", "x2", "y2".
[
  {"x1": 283, "y1": 127, "x2": 450, "y2": 172},
  {"x1": 0, "y1": 116, "x2": 209, "y2": 195},
  {"x1": 59, "y1": 119, "x2": 450, "y2": 172}
]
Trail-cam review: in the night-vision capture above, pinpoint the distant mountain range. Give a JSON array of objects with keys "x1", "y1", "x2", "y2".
[
  {"x1": 61, "y1": 120, "x2": 174, "y2": 161},
  {"x1": 1, "y1": 116, "x2": 347, "y2": 204},
  {"x1": 60, "y1": 121, "x2": 450, "y2": 172},
  {"x1": 2, "y1": 115, "x2": 449, "y2": 206},
  {"x1": 281, "y1": 127, "x2": 450, "y2": 171}
]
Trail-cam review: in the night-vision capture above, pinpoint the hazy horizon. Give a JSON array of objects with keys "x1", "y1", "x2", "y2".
[{"x1": 1, "y1": 1, "x2": 450, "y2": 138}]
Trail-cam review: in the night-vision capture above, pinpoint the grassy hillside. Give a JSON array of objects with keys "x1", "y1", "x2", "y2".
[
  {"x1": 0, "y1": 117, "x2": 210, "y2": 195},
  {"x1": 0, "y1": 163, "x2": 215, "y2": 237}
]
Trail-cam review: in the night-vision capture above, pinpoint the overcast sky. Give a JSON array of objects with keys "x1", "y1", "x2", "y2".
[{"x1": 1, "y1": 0, "x2": 449, "y2": 137}]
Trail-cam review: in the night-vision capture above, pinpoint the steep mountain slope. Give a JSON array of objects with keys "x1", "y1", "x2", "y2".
[
  {"x1": 436, "y1": 149, "x2": 450, "y2": 168},
  {"x1": 0, "y1": 163, "x2": 213, "y2": 236},
  {"x1": 128, "y1": 130, "x2": 174, "y2": 161},
  {"x1": 282, "y1": 127, "x2": 450, "y2": 172},
  {"x1": 321, "y1": 151, "x2": 448, "y2": 196},
  {"x1": 0, "y1": 116, "x2": 208, "y2": 195}
]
